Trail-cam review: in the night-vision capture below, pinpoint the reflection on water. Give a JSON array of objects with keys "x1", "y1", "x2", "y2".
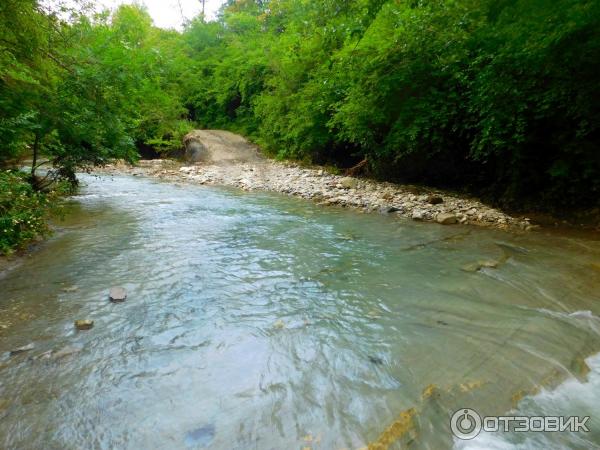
[{"x1": 1, "y1": 175, "x2": 599, "y2": 449}]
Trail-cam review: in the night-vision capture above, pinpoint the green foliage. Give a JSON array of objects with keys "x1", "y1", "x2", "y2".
[
  {"x1": 180, "y1": 0, "x2": 600, "y2": 209},
  {"x1": 145, "y1": 120, "x2": 195, "y2": 154},
  {"x1": 0, "y1": 171, "x2": 58, "y2": 254}
]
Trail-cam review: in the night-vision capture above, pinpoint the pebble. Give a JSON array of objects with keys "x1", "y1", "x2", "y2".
[{"x1": 75, "y1": 320, "x2": 94, "y2": 331}]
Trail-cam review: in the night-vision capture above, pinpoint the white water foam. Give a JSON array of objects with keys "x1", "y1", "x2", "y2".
[{"x1": 455, "y1": 352, "x2": 600, "y2": 449}]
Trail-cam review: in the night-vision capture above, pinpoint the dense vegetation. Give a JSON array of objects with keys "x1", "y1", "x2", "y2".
[
  {"x1": 0, "y1": 171, "x2": 64, "y2": 254},
  {"x1": 184, "y1": 0, "x2": 600, "y2": 210},
  {"x1": 1, "y1": 0, "x2": 599, "y2": 251}
]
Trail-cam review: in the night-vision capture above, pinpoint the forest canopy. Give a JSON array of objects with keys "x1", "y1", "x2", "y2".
[{"x1": 1, "y1": 0, "x2": 599, "y2": 212}]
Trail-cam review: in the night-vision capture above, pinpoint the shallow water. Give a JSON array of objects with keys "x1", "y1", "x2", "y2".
[{"x1": 1, "y1": 174, "x2": 600, "y2": 449}]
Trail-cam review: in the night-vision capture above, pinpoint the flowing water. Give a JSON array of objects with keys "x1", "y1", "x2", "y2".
[{"x1": 1, "y1": 174, "x2": 600, "y2": 449}]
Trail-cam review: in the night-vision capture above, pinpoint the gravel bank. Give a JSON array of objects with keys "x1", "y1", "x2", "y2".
[{"x1": 99, "y1": 159, "x2": 535, "y2": 231}]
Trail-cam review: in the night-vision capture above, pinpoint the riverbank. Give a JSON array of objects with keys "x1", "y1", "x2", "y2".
[{"x1": 98, "y1": 158, "x2": 536, "y2": 231}]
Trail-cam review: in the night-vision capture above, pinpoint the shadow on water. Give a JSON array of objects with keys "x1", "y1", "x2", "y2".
[{"x1": 1, "y1": 174, "x2": 600, "y2": 449}]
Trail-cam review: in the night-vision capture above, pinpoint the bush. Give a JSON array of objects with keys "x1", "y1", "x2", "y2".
[{"x1": 0, "y1": 171, "x2": 57, "y2": 255}]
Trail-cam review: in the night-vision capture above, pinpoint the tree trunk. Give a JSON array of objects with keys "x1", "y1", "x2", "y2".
[{"x1": 31, "y1": 133, "x2": 40, "y2": 178}]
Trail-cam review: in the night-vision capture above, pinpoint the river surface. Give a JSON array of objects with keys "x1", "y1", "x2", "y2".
[{"x1": 1, "y1": 174, "x2": 600, "y2": 449}]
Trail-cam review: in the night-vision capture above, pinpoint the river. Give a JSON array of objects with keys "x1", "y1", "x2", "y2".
[{"x1": 1, "y1": 174, "x2": 600, "y2": 449}]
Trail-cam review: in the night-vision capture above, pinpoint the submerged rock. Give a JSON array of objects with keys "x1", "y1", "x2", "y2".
[
  {"x1": 9, "y1": 343, "x2": 34, "y2": 356},
  {"x1": 461, "y1": 260, "x2": 500, "y2": 272},
  {"x1": 461, "y1": 262, "x2": 482, "y2": 273},
  {"x1": 61, "y1": 285, "x2": 79, "y2": 293},
  {"x1": 479, "y1": 260, "x2": 499, "y2": 269},
  {"x1": 109, "y1": 287, "x2": 127, "y2": 303},
  {"x1": 368, "y1": 355, "x2": 384, "y2": 365},
  {"x1": 75, "y1": 320, "x2": 94, "y2": 331},
  {"x1": 53, "y1": 345, "x2": 83, "y2": 360},
  {"x1": 0, "y1": 398, "x2": 10, "y2": 417},
  {"x1": 35, "y1": 350, "x2": 54, "y2": 360},
  {"x1": 185, "y1": 424, "x2": 215, "y2": 448},
  {"x1": 379, "y1": 206, "x2": 400, "y2": 214}
]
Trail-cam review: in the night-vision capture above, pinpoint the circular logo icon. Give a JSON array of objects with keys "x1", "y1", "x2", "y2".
[{"x1": 450, "y1": 408, "x2": 482, "y2": 440}]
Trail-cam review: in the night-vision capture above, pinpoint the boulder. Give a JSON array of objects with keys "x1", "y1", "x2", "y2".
[
  {"x1": 183, "y1": 137, "x2": 209, "y2": 163},
  {"x1": 75, "y1": 320, "x2": 94, "y2": 331},
  {"x1": 436, "y1": 213, "x2": 457, "y2": 225},
  {"x1": 426, "y1": 195, "x2": 444, "y2": 205},
  {"x1": 412, "y1": 210, "x2": 425, "y2": 221},
  {"x1": 339, "y1": 177, "x2": 358, "y2": 189},
  {"x1": 109, "y1": 287, "x2": 127, "y2": 303}
]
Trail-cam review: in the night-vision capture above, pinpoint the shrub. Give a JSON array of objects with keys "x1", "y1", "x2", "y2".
[{"x1": 0, "y1": 171, "x2": 57, "y2": 255}]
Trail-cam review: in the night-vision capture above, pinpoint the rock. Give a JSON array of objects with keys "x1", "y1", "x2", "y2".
[
  {"x1": 61, "y1": 285, "x2": 79, "y2": 293},
  {"x1": 0, "y1": 398, "x2": 10, "y2": 417},
  {"x1": 75, "y1": 320, "x2": 94, "y2": 331},
  {"x1": 461, "y1": 260, "x2": 500, "y2": 272},
  {"x1": 31, "y1": 349, "x2": 52, "y2": 361},
  {"x1": 436, "y1": 213, "x2": 457, "y2": 225},
  {"x1": 185, "y1": 425, "x2": 215, "y2": 448},
  {"x1": 109, "y1": 286, "x2": 127, "y2": 303},
  {"x1": 426, "y1": 195, "x2": 444, "y2": 205},
  {"x1": 339, "y1": 177, "x2": 358, "y2": 189},
  {"x1": 53, "y1": 345, "x2": 83, "y2": 360},
  {"x1": 368, "y1": 355, "x2": 384, "y2": 365},
  {"x1": 9, "y1": 343, "x2": 34, "y2": 356},
  {"x1": 461, "y1": 262, "x2": 483, "y2": 273},
  {"x1": 479, "y1": 260, "x2": 499, "y2": 269},
  {"x1": 183, "y1": 137, "x2": 209, "y2": 163},
  {"x1": 412, "y1": 210, "x2": 425, "y2": 221}
]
